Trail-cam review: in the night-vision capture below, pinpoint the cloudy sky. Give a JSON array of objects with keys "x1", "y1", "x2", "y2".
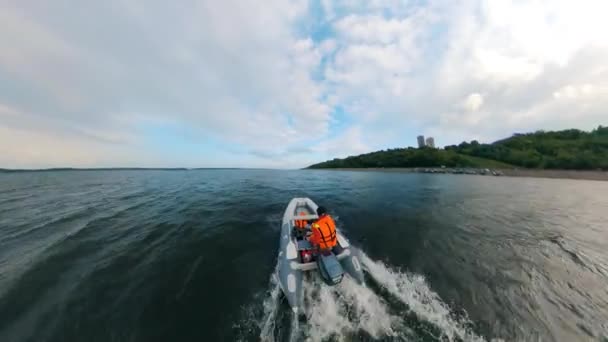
[{"x1": 1, "y1": 0, "x2": 607, "y2": 168}]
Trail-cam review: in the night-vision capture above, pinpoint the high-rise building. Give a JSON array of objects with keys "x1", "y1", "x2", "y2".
[
  {"x1": 417, "y1": 135, "x2": 425, "y2": 148},
  {"x1": 426, "y1": 137, "x2": 435, "y2": 148}
]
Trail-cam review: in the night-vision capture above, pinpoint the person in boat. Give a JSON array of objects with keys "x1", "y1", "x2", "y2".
[
  {"x1": 294, "y1": 212, "x2": 308, "y2": 230},
  {"x1": 294, "y1": 211, "x2": 310, "y2": 239},
  {"x1": 308, "y1": 206, "x2": 338, "y2": 251}
]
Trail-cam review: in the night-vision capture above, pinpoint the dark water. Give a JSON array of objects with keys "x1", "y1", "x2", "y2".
[{"x1": 0, "y1": 170, "x2": 607, "y2": 341}]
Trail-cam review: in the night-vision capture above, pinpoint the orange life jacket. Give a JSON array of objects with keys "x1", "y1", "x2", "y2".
[
  {"x1": 294, "y1": 212, "x2": 307, "y2": 229},
  {"x1": 311, "y1": 215, "x2": 337, "y2": 249}
]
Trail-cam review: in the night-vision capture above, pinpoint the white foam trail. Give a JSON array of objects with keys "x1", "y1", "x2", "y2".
[
  {"x1": 259, "y1": 275, "x2": 282, "y2": 342},
  {"x1": 360, "y1": 252, "x2": 485, "y2": 341},
  {"x1": 253, "y1": 251, "x2": 486, "y2": 341},
  {"x1": 303, "y1": 276, "x2": 402, "y2": 341}
]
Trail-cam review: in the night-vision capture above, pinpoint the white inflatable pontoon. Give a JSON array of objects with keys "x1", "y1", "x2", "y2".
[{"x1": 276, "y1": 198, "x2": 364, "y2": 315}]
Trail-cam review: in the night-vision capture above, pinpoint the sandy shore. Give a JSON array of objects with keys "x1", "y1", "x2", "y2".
[
  {"x1": 310, "y1": 168, "x2": 608, "y2": 181},
  {"x1": 499, "y1": 169, "x2": 608, "y2": 181}
]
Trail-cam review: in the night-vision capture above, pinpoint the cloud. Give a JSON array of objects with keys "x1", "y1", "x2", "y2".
[
  {"x1": 1, "y1": 0, "x2": 607, "y2": 168},
  {"x1": 312, "y1": 126, "x2": 370, "y2": 158},
  {"x1": 464, "y1": 93, "x2": 484, "y2": 112},
  {"x1": 0, "y1": 0, "x2": 331, "y2": 167},
  {"x1": 321, "y1": 0, "x2": 608, "y2": 147}
]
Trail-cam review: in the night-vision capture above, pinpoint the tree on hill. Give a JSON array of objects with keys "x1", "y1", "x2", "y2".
[{"x1": 308, "y1": 126, "x2": 608, "y2": 170}]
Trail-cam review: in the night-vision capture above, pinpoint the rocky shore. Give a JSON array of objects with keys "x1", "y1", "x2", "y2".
[{"x1": 311, "y1": 168, "x2": 608, "y2": 181}]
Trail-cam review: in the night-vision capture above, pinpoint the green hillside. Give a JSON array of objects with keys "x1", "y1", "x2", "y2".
[
  {"x1": 308, "y1": 126, "x2": 608, "y2": 170},
  {"x1": 447, "y1": 126, "x2": 608, "y2": 169},
  {"x1": 456, "y1": 155, "x2": 516, "y2": 169},
  {"x1": 307, "y1": 147, "x2": 513, "y2": 169}
]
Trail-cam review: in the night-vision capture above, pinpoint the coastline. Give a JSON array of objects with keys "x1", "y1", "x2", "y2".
[{"x1": 307, "y1": 168, "x2": 608, "y2": 182}]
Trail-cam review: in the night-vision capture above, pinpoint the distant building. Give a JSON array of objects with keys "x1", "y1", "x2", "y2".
[
  {"x1": 426, "y1": 137, "x2": 435, "y2": 148},
  {"x1": 417, "y1": 135, "x2": 426, "y2": 148}
]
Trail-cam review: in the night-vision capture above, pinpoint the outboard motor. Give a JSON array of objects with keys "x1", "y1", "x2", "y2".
[{"x1": 317, "y1": 252, "x2": 344, "y2": 285}]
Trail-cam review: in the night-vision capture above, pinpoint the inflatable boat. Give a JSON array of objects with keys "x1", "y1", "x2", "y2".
[{"x1": 276, "y1": 198, "x2": 364, "y2": 314}]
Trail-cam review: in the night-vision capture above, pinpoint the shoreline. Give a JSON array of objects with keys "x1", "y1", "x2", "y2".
[{"x1": 308, "y1": 168, "x2": 608, "y2": 182}]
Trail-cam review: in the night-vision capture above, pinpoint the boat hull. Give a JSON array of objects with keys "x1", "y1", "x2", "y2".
[{"x1": 276, "y1": 198, "x2": 364, "y2": 313}]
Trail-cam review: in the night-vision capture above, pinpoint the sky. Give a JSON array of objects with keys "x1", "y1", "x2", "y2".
[{"x1": 1, "y1": 0, "x2": 607, "y2": 169}]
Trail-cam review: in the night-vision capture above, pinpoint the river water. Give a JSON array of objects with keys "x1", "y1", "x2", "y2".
[{"x1": 0, "y1": 170, "x2": 607, "y2": 341}]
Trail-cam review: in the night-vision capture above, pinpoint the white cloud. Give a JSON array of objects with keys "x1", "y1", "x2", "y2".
[
  {"x1": 335, "y1": 15, "x2": 414, "y2": 44},
  {"x1": 319, "y1": 39, "x2": 337, "y2": 55},
  {"x1": 553, "y1": 84, "x2": 608, "y2": 100},
  {"x1": 0, "y1": 0, "x2": 333, "y2": 167},
  {"x1": 323, "y1": 0, "x2": 608, "y2": 148},
  {"x1": 312, "y1": 126, "x2": 370, "y2": 159},
  {"x1": 1, "y1": 0, "x2": 607, "y2": 168},
  {"x1": 464, "y1": 93, "x2": 484, "y2": 112},
  {"x1": 428, "y1": 0, "x2": 608, "y2": 141},
  {"x1": 0, "y1": 122, "x2": 139, "y2": 169},
  {"x1": 324, "y1": 5, "x2": 439, "y2": 127}
]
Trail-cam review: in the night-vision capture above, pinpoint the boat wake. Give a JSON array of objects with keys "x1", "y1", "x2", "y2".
[{"x1": 240, "y1": 250, "x2": 486, "y2": 341}]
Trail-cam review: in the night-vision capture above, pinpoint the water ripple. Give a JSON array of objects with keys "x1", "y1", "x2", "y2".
[{"x1": 0, "y1": 170, "x2": 607, "y2": 341}]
